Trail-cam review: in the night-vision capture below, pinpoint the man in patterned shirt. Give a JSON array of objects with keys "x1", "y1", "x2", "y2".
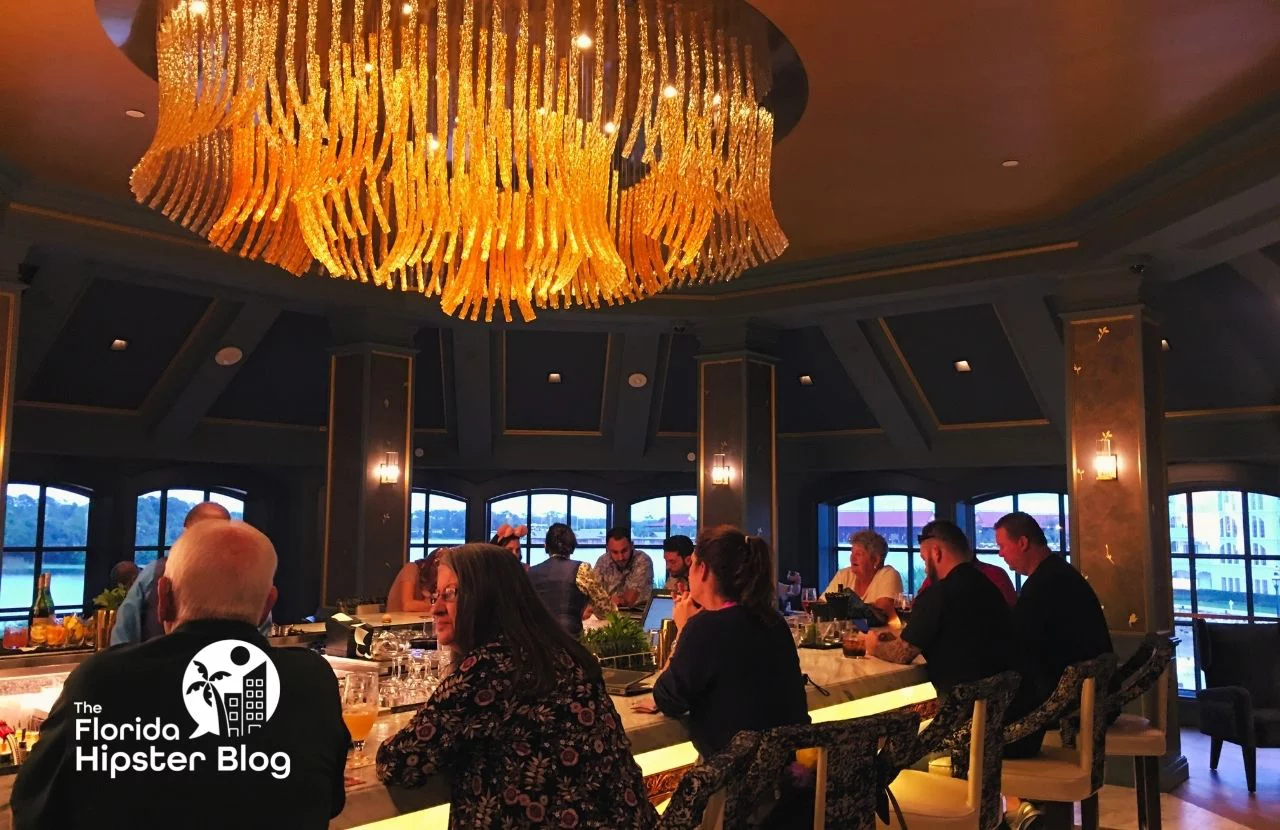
[{"x1": 593, "y1": 527, "x2": 655, "y2": 610}]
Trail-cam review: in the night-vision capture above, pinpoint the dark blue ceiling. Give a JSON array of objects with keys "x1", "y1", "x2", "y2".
[
  {"x1": 883, "y1": 304, "x2": 1045, "y2": 425},
  {"x1": 777, "y1": 327, "x2": 878, "y2": 432},
  {"x1": 659, "y1": 333, "x2": 698, "y2": 434},
  {"x1": 412, "y1": 328, "x2": 447, "y2": 430},
  {"x1": 24, "y1": 277, "x2": 210, "y2": 410},
  {"x1": 207, "y1": 311, "x2": 331, "y2": 425},
  {"x1": 502, "y1": 330, "x2": 609, "y2": 432}
]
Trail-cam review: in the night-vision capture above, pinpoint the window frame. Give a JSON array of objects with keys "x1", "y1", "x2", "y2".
[
  {"x1": 485, "y1": 489, "x2": 613, "y2": 567},
  {"x1": 409, "y1": 489, "x2": 468, "y2": 561},
  {"x1": 1169, "y1": 488, "x2": 1280, "y2": 696},
  {"x1": 826, "y1": 493, "x2": 937, "y2": 595},
  {"x1": 133, "y1": 487, "x2": 246, "y2": 567},
  {"x1": 2, "y1": 483, "x2": 93, "y2": 620}
]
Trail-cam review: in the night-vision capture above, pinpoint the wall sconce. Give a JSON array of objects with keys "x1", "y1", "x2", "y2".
[
  {"x1": 710, "y1": 452, "x2": 731, "y2": 487},
  {"x1": 376, "y1": 451, "x2": 401, "y2": 485},
  {"x1": 1094, "y1": 431, "x2": 1118, "y2": 481}
]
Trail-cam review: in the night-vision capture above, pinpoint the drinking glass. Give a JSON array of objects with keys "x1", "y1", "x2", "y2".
[
  {"x1": 800, "y1": 588, "x2": 817, "y2": 613},
  {"x1": 895, "y1": 593, "x2": 914, "y2": 624},
  {"x1": 341, "y1": 673, "x2": 379, "y2": 769}
]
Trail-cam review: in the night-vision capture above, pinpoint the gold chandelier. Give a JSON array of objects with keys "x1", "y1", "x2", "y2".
[{"x1": 132, "y1": 0, "x2": 787, "y2": 321}]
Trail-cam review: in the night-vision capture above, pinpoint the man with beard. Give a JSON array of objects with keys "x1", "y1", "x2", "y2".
[{"x1": 856, "y1": 519, "x2": 1014, "y2": 695}]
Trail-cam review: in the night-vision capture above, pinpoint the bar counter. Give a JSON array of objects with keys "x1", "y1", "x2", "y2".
[{"x1": 332, "y1": 648, "x2": 933, "y2": 830}]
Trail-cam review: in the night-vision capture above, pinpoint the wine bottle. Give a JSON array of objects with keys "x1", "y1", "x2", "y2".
[{"x1": 29, "y1": 573, "x2": 55, "y2": 643}]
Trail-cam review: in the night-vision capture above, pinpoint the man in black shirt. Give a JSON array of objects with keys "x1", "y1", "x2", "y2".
[
  {"x1": 996, "y1": 511, "x2": 1113, "y2": 758},
  {"x1": 13, "y1": 521, "x2": 350, "y2": 830},
  {"x1": 862, "y1": 520, "x2": 1014, "y2": 695}
]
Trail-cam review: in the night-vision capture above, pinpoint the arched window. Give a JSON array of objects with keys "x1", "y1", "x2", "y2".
[
  {"x1": 1170, "y1": 489, "x2": 1280, "y2": 694},
  {"x1": 486, "y1": 490, "x2": 612, "y2": 568},
  {"x1": 971, "y1": 492, "x2": 1070, "y2": 589},
  {"x1": 828, "y1": 495, "x2": 936, "y2": 593},
  {"x1": 409, "y1": 490, "x2": 467, "y2": 561},
  {"x1": 2, "y1": 484, "x2": 92, "y2": 620},
  {"x1": 630, "y1": 494, "x2": 697, "y2": 551},
  {"x1": 134, "y1": 488, "x2": 245, "y2": 568}
]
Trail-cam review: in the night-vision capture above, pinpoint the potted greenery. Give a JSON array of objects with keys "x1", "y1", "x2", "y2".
[
  {"x1": 92, "y1": 585, "x2": 129, "y2": 651},
  {"x1": 580, "y1": 613, "x2": 654, "y2": 671}
]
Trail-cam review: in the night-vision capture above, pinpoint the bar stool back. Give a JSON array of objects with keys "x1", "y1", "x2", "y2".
[
  {"x1": 881, "y1": 671, "x2": 1021, "y2": 830},
  {"x1": 658, "y1": 731, "x2": 761, "y2": 830},
  {"x1": 738, "y1": 710, "x2": 921, "y2": 830}
]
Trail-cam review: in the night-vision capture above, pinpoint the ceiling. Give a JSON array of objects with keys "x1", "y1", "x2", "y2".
[{"x1": 0, "y1": 1, "x2": 1277, "y2": 269}]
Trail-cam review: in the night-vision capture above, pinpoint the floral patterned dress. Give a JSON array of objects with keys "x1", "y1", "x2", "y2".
[{"x1": 377, "y1": 638, "x2": 657, "y2": 829}]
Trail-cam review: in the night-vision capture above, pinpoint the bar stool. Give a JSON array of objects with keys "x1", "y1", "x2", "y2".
[
  {"x1": 737, "y1": 710, "x2": 921, "y2": 830},
  {"x1": 999, "y1": 654, "x2": 1117, "y2": 830},
  {"x1": 880, "y1": 671, "x2": 1021, "y2": 830},
  {"x1": 657, "y1": 731, "x2": 761, "y2": 830}
]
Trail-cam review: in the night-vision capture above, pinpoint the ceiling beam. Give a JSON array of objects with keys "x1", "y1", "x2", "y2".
[
  {"x1": 144, "y1": 300, "x2": 281, "y2": 444},
  {"x1": 818, "y1": 319, "x2": 929, "y2": 459},
  {"x1": 610, "y1": 330, "x2": 663, "y2": 460},
  {"x1": 1229, "y1": 249, "x2": 1280, "y2": 297},
  {"x1": 994, "y1": 294, "x2": 1067, "y2": 436},
  {"x1": 14, "y1": 258, "x2": 92, "y2": 398},
  {"x1": 451, "y1": 327, "x2": 493, "y2": 464}
]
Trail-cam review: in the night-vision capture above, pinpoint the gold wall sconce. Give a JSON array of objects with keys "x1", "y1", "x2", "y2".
[
  {"x1": 376, "y1": 451, "x2": 401, "y2": 485},
  {"x1": 710, "y1": 451, "x2": 732, "y2": 487},
  {"x1": 1094, "y1": 432, "x2": 1118, "y2": 481}
]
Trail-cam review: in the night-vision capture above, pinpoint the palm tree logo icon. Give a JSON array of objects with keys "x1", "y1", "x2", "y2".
[{"x1": 182, "y1": 640, "x2": 280, "y2": 739}]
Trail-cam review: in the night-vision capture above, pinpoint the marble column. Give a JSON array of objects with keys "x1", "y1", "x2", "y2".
[
  {"x1": 321, "y1": 320, "x2": 416, "y2": 607},
  {"x1": 696, "y1": 322, "x2": 778, "y2": 550},
  {"x1": 1064, "y1": 297, "x2": 1187, "y2": 790}
]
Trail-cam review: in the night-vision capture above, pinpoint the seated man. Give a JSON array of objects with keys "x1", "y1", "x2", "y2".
[
  {"x1": 917, "y1": 540, "x2": 1017, "y2": 606},
  {"x1": 856, "y1": 520, "x2": 1014, "y2": 696},
  {"x1": 13, "y1": 521, "x2": 349, "y2": 829},
  {"x1": 996, "y1": 511, "x2": 1113, "y2": 757},
  {"x1": 112, "y1": 502, "x2": 272, "y2": 644},
  {"x1": 593, "y1": 527, "x2": 654, "y2": 609},
  {"x1": 662, "y1": 534, "x2": 694, "y2": 594}
]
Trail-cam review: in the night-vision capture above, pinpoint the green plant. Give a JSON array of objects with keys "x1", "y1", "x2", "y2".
[
  {"x1": 581, "y1": 613, "x2": 650, "y2": 660},
  {"x1": 93, "y1": 585, "x2": 128, "y2": 611}
]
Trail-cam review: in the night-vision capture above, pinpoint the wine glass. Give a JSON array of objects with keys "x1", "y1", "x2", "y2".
[
  {"x1": 341, "y1": 672, "x2": 379, "y2": 769},
  {"x1": 800, "y1": 588, "x2": 817, "y2": 613},
  {"x1": 895, "y1": 593, "x2": 914, "y2": 624}
]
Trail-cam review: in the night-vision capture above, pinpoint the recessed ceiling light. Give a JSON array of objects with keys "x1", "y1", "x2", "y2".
[
  {"x1": 954, "y1": 360, "x2": 972, "y2": 373},
  {"x1": 401, "y1": 2, "x2": 414, "y2": 14},
  {"x1": 1161, "y1": 339, "x2": 1170, "y2": 352},
  {"x1": 214, "y1": 346, "x2": 244, "y2": 366},
  {"x1": 1001, "y1": 159, "x2": 1019, "y2": 168},
  {"x1": 627, "y1": 372, "x2": 648, "y2": 388},
  {"x1": 547, "y1": 372, "x2": 562, "y2": 384},
  {"x1": 574, "y1": 33, "x2": 593, "y2": 50},
  {"x1": 798, "y1": 375, "x2": 813, "y2": 386},
  {"x1": 125, "y1": 109, "x2": 146, "y2": 119},
  {"x1": 663, "y1": 85, "x2": 678, "y2": 99},
  {"x1": 110, "y1": 339, "x2": 128, "y2": 351},
  {"x1": 188, "y1": 0, "x2": 208, "y2": 16}
]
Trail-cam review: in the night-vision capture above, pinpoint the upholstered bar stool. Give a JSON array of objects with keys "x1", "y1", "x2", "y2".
[
  {"x1": 998, "y1": 655, "x2": 1117, "y2": 830},
  {"x1": 737, "y1": 711, "x2": 921, "y2": 830},
  {"x1": 879, "y1": 671, "x2": 1020, "y2": 830},
  {"x1": 657, "y1": 731, "x2": 761, "y2": 830}
]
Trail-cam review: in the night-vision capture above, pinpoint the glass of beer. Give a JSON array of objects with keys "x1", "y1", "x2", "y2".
[{"x1": 341, "y1": 672, "x2": 379, "y2": 769}]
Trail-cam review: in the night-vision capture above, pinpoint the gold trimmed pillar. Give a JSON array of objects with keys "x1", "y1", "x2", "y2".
[
  {"x1": 322, "y1": 339, "x2": 415, "y2": 607},
  {"x1": 696, "y1": 322, "x2": 778, "y2": 546},
  {"x1": 1064, "y1": 299, "x2": 1186, "y2": 789},
  {"x1": 0, "y1": 285, "x2": 19, "y2": 535}
]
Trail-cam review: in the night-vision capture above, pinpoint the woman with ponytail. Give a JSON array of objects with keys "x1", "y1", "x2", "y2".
[{"x1": 640, "y1": 525, "x2": 808, "y2": 759}]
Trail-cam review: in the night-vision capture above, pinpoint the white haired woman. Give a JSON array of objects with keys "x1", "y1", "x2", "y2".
[{"x1": 822, "y1": 529, "x2": 902, "y2": 619}]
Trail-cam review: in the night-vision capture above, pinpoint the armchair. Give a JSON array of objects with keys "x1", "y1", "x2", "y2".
[{"x1": 1193, "y1": 619, "x2": 1280, "y2": 793}]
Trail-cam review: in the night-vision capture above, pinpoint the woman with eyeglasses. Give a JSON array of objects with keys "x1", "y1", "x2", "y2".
[{"x1": 377, "y1": 544, "x2": 655, "y2": 829}]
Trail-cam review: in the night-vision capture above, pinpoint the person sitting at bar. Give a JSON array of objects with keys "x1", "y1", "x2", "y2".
[
  {"x1": 821, "y1": 529, "x2": 902, "y2": 620},
  {"x1": 111, "y1": 500, "x2": 247, "y2": 645},
  {"x1": 385, "y1": 547, "x2": 447, "y2": 613},
  {"x1": 593, "y1": 527, "x2": 654, "y2": 609},
  {"x1": 662, "y1": 534, "x2": 694, "y2": 594},
  {"x1": 378, "y1": 544, "x2": 655, "y2": 829},
  {"x1": 528, "y1": 523, "x2": 615, "y2": 636},
  {"x1": 489, "y1": 523, "x2": 528, "y2": 556},
  {"x1": 996, "y1": 511, "x2": 1113, "y2": 757},
  {"x1": 640, "y1": 526, "x2": 809, "y2": 757},
  {"x1": 13, "y1": 521, "x2": 349, "y2": 829},
  {"x1": 854, "y1": 519, "x2": 1014, "y2": 695},
  {"x1": 108, "y1": 560, "x2": 140, "y2": 591},
  {"x1": 916, "y1": 534, "x2": 1017, "y2": 606}
]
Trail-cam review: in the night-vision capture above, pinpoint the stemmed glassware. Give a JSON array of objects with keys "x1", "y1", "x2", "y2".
[{"x1": 341, "y1": 672, "x2": 379, "y2": 769}]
